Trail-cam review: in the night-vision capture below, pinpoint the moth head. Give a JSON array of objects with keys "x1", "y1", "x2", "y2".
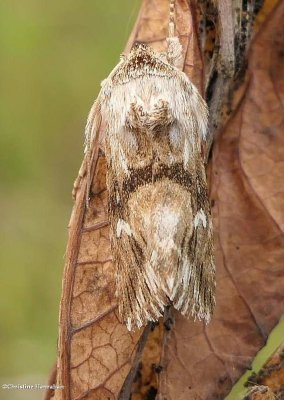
[
  {"x1": 111, "y1": 42, "x2": 175, "y2": 85},
  {"x1": 127, "y1": 42, "x2": 156, "y2": 68},
  {"x1": 131, "y1": 41, "x2": 151, "y2": 53}
]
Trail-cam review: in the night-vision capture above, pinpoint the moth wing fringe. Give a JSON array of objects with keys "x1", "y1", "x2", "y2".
[{"x1": 114, "y1": 233, "x2": 169, "y2": 331}]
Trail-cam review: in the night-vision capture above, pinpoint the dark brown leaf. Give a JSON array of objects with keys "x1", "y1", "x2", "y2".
[{"x1": 157, "y1": 1, "x2": 284, "y2": 399}]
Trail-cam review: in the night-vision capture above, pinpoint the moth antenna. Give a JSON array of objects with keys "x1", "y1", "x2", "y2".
[
  {"x1": 86, "y1": 147, "x2": 91, "y2": 208},
  {"x1": 84, "y1": 100, "x2": 99, "y2": 208},
  {"x1": 167, "y1": 0, "x2": 183, "y2": 68},
  {"x1": 84, "y1": 126, "x2": 91, "y2": 208},
  {"x1": 168, "y1": 0, "x2": 176, "y2": 38}
]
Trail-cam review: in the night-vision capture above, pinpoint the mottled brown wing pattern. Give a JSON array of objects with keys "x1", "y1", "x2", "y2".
[{"x1": 93, "y1": 44, "x2": 215, "y2": 331}]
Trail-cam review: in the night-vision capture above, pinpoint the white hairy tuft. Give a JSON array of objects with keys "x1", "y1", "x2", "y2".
[
  {"x1": 194, "y1": 209, "x2": 207, "y2": 228},
  {"x1": 116, "y1": 219, "x2": 132, "y2": 237}
]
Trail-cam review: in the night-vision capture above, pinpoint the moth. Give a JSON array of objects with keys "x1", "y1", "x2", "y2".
[{"x1": 79, "y1": 4, "x2": 215, "y2": 331}]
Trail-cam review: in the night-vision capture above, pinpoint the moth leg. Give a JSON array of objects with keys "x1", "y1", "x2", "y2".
[
  {"x1": 72, "y1": 158, "x2": 86, "y2": 200},
  {"x1": 166, "y1": 37, "x2": 183, "y2": 69},
  {"x1": 126, "y1": 101, "x2": 145, "y2": 131},
  {"x1": 167, "y1": 0, "x2": 183, "y2": 69}
]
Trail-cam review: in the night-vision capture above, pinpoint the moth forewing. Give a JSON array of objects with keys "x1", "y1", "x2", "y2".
[{"x1": 85, "y1": 44, "x2": 215, "y2": 331}]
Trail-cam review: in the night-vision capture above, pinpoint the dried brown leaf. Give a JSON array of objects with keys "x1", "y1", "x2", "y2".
[
  {"x1": 55, "y1": 153, "x2": 145, "y2": 400},
  {"x1": 157, "y1": 1, "x2": 284, "y2": 399},
  {"x1": 52, "y1": 1, "x2": 284, "y2": 399},
  {"x1": 54, "y1": 1, "x2": 199, "y2": 399}
]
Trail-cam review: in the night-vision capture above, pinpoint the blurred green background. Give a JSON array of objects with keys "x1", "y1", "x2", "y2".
[{"x1": 0, "y1": 0, "x2": 139, "y2": 398}]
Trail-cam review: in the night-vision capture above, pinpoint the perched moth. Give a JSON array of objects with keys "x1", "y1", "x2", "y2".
[{"x1": 80, "y1": 1, "x2": 215, "y2": 331}]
